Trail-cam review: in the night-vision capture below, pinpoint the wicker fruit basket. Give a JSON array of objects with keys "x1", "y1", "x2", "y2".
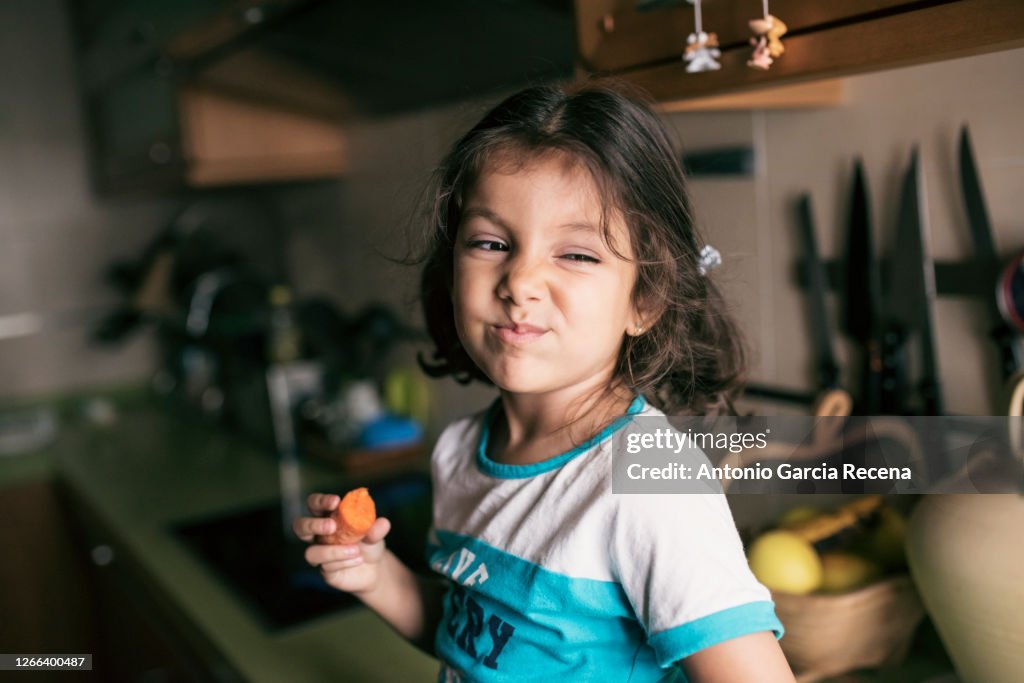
[{"x1": 773, "y1": 575, "x2": 925, "y2": 683}]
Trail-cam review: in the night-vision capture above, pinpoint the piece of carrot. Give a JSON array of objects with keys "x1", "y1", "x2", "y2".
[{"x1": 316, "y1": 487, "x2": 376, "y2": 545}]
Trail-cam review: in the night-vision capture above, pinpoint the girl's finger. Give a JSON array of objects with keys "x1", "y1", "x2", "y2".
[
  {"x1": 293, "y1": 515, "x2": 336, "y2": 542},
  {"x1": 292, "y1": 516, "x2": 312, "y2": 541},
  {"x1": 305, "y1": 542, "x2": 361, "y2": 567},
  {"x1": 320, "y1": 556, "x2": 365, "y2": 573},
  {"x1": 306, "y1": 492, "x2": 339, "y2": 514},
  {"x1": 363, "y1": 516, "x2": 391, "y2": 544}
]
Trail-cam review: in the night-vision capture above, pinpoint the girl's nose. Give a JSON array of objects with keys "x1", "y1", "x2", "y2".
[{"x1": 497, "y1": 254, "x2": 545, "y2": 305}]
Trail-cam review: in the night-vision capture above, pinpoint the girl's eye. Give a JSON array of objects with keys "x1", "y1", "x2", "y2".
[
  {"x1": 561, "y1": 253, "x2": 600, "y2": 264},
  {"x1": 468, "y1": 240, "x2": 508, "y2": 252}
]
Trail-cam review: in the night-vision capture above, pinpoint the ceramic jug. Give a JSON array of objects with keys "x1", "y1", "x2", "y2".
[{"x1": 906, "y1": 493, "x2": 1024, "y2": 683}]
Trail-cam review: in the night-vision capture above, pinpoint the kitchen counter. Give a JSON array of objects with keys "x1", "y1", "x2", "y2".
[{"x1": 52, "y1": 403, "x2": 438, "y2": 682}]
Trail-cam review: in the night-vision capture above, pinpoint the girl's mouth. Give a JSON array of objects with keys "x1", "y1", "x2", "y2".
[{"x1": 492, "y1": 323, "x2": 547, "y2": 344}]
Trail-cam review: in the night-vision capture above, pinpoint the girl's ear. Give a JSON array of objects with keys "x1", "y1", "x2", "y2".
[{"x1": 629, "y1": 297, "x2": 665, "y2": 336}]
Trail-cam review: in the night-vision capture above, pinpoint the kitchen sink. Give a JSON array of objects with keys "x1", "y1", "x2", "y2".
[{"x1": 173, "y1": 471, "x2": 432, "y2": 631}]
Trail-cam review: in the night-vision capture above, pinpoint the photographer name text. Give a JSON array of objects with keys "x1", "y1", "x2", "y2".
[{"x1": 625, "y1": 462, "x2": 912, "y2": 481}]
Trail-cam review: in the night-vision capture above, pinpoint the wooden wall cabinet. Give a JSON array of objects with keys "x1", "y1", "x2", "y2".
[
  {"x1": 574, "y1": 0, "x2": 1024, "y2": 110},
  {"x1": 87, "y1": 67, "x2": 347, "y2": 192},
  {"x1": 179, "y1": 84, "x2": 346, "y2": 187},
  {"x1": 72, "y1": 0, "x2": 348, "y2": 193}
]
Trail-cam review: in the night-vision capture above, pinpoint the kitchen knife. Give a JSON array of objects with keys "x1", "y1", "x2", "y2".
[
  {"x1": 798, "y1": 195, "x2": 840, "y2": 390},
  {"x1": 796, "y1": 194, "x2": 854, "y2": 422},
  {"x1": 887, "y1": 149, "x2": 944, "y2": 411},
  {"x1": 959, "y1": 125, "x2": 1023, "y2": 379},
  {"x1": 888, "y1": 149, "x2": 950, "y2": 477},
  {"x1": 840, "y1": 160, "x2": 884, "y2": 414},
  {"x1": 959, "y1": 127, "x2": 999, "y2": 263}
]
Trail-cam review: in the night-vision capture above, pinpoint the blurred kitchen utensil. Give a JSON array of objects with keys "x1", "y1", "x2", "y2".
[
  {"x1": 267, "y1": 361, "x2": 324, "y2": 538},
  {"x1": 796, "y1": 194, "x2": 854, "y2": 427},
  {"x1": 841, "y1": 160, "x2": 886, "y2": 415},
  {"x1": 958, "y1": 125, "x2": 1023, "y2": 379},
  {"x1": 797, "y1": 195, "x2": 843, "y2": 395},
  {"x1": 887, "y1": 149, "x2": 950, "y2": 478},
  {"x1": 886, "y1": 149, "x2": 944, "y2": 415}
]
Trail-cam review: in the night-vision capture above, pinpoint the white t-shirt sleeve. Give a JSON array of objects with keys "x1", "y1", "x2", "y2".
[{"x1": 609, "y1": 491, "x2": 784, "y2": 668}]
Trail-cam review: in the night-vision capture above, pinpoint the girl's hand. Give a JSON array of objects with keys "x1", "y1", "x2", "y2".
[{"x1": 293, "y1": 492, "x2": 392, "y2": 596}]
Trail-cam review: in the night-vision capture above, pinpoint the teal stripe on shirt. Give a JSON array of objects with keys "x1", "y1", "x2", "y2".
[
  {"x1": 475, "y1": 394, "x2": 647, "y2": 479},
  {"x1": 647, "y1": 600, "x2": 784, "y2": 668}
]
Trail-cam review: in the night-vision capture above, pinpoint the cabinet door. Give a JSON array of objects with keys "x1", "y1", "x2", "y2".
[
  {"x1": 87, "y1": 63, "x2": 185, "y2": 191},
  {"x1": 57, "y1": 480, "x2": 240, "y2": 682},
  {"x1": 0, "y1": 480, "x2": 98, "y2": 681},
  {"x1": 91, "y1": 555, "x2": 210, "y2": 682}
]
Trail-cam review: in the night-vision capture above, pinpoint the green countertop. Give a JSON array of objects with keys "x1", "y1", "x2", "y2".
[
  {"x1": 50, "y1": 404, "x2": 439, "y2": 682},
  {"x1": 0, "y1": 449, "x2": 55, "y2": 491}
]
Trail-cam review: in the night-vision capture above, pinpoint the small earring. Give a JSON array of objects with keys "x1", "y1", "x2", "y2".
[{"x1": 635, "y1": 325, "x2": 644, "y2": 335}]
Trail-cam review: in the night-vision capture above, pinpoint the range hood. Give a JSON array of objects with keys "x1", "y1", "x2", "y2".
[
  {"x1": 72, "y1": 0, "x2": 575, "y2": 191},
  {"x1": 174, "y1": 0, "x2": 577, "y2": 116}
]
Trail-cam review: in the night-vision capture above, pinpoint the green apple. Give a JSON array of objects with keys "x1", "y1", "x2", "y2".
[
  {"x1": 384, "y1": 367, "x2": 431, "y2": 426},
  {"x1": 775, "y1": 505, "x2": 823, "y2": 529},
  {"x1": 860, "y1": 505, "x2": 908, "y2": 571},
  {"x1": 748, "y1": 530, "x2": 823, "y2": 595},
  {"x1": 818, "y1": 551, "x2": 882, "y2": 593}
]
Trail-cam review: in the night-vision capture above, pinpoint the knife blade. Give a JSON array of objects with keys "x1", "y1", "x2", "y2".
[
  {"x1": 887, "y1": 150, "x2": 941, "y2": 383},
  {"x1": 887, "y1": 149, "x2": 931, "y2": 333},
  {"x1": 906, "y1": 150, "x2": 943, "y2": 416},
  {"x1": 840, "y1": 159, "x2": 884, "y2": 414},
  {"x1": 888, "y1": 149, "x2": 950, "y2": 477},
  {"x1": 797, "y1": 194, "x2": 840, "y2": 390},
  {"x1": 959, "y1": 124, "x2": 1023, "y2": 379},
  {"x1": 959, "y1": 126, "x2": 999, "y2": 264}
]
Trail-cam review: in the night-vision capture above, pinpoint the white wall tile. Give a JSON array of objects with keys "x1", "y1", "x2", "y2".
[{"x1": 0, "y1": 0, "x2": 171, "y2": 399}]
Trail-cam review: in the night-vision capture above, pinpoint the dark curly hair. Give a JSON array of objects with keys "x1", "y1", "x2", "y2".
[{"x1": 415, "y1": 81, "x2": 745, "y2": 416}]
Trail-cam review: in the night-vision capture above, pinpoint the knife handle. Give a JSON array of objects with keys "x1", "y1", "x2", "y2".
[
  {"x1": 991, "y1": 325, "x2": 1023, "y2": 381},
  {"x1": 814, "y1": 388, "x2": 853, "y2": 418},
  {"x1": 856, "y1": 338, "x2": 881, "y2": 415},
  {"x1": 812, "y1": 388, "x2": 853, "y2": 445},
  {"x1": 880, "y1": 327, "x2": 907, "y2": 415},
  {"x1": 1006, "y1": 371, "x2": 1024, "y2": 461},
  {"x1": 918, "y1": 377, "x2": 944, "y2": 417}
]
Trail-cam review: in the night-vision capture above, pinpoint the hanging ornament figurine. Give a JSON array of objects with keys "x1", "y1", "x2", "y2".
[
  {"x1": 683, "y1": 0, "x2": 721, "y2": 73},
  {"x1": 748, "y1": 1, "x2": 787, "y2": 70},
  {"x1": 685, "y1": 31, "x2": 721, "y2": 73}
]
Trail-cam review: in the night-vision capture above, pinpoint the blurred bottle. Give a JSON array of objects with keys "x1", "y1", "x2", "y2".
[{"x1": 267, "y1": 285, "x2": 302, "y2": 364}]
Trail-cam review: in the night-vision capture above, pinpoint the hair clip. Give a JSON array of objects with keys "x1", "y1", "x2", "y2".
[{"x1": 699, "y1": 245, "x2": 722, "y2": 275}]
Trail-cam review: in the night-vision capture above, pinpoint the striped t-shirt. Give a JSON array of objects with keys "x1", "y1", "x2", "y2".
[{"x1": 427, "y1": 396, "x2": 783, "y2": 682}]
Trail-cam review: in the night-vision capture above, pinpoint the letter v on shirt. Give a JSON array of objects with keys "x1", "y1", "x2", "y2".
[{"x1": 438, "y1": 547, "x2": 491, "y2": 587}]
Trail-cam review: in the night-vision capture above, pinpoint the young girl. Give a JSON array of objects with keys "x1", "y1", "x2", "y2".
[{"x1": 295, "y1": 83, "x2": 795, "y2": 682}]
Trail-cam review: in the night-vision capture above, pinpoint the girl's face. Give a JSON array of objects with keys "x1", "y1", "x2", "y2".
[{"x1": 452, "y1": 154, "x2": 642, "y2": 398}]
